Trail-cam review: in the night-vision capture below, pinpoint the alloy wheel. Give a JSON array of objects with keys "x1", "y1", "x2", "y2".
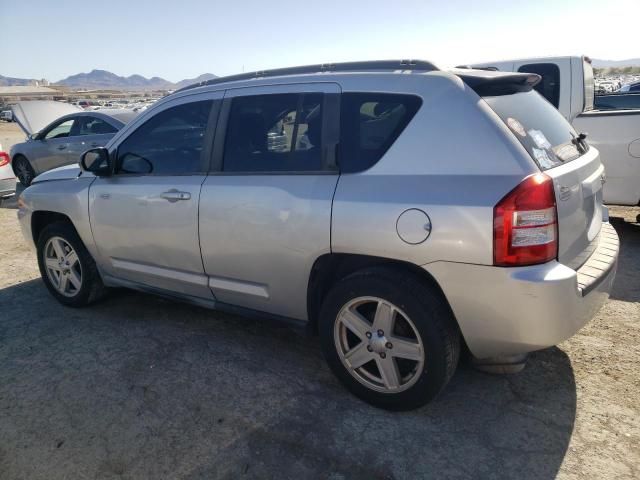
[
  {"x1": 43, "y1": 236, "x2": 82, "y2": 297},
  {"x1": 334, "y1": 296, "x2": 425, "y2": 393},
  {"x1": 15, "y1": 158, "x2": 33, "y2": 185}
]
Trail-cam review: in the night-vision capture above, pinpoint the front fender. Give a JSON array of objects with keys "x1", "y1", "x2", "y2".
[{"x1": 17, "y1": 177, "x2": 97, "y2": 258}]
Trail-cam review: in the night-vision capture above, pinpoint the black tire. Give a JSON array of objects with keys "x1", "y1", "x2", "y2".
[
  {"x1": 13, "y1": 155, "x2": 36, "y2": 187},
  {"x1": 37, "y1": 221, "x2": 107, "y2": 307},
  {"x1": 319, "y1": 267, "x2": 460, "y2": 411}
]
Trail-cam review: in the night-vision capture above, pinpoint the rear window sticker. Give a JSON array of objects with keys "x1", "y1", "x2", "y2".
[
  {"x1": 507, "y1": 117, "x2": 526, "y2": 137},
  {"x1": 532, "y1": 147, "x2": 557, "y2": 169},
  {"x1": 529, "y1": 129, "x2": 552, "y2": 149}
]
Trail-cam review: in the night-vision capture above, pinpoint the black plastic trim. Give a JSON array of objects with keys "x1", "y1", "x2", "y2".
[{"x1": 176, "y1": 60, "x2": 438, "y2": 93}]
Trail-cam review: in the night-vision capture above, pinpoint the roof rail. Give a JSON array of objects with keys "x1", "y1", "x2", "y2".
[{"x1": 176, "y1": 59, "x2": 439, "y2": 93}]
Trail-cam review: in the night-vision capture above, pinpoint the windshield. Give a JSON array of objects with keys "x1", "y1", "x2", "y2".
[{"x1": 484, "y1": 90, "x2": 586, "y2": 171}]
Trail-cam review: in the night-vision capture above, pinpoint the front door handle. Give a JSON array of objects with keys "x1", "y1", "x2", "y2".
[
  {"x1": 160, "y1": 189, "x2": 191, "y2": 202},
  {"x1": 90, "y1": 142, "x2": 99, "y2": 147},
  {"x1": 57, "y1": 144, "x2": 67, "y2": 150}
]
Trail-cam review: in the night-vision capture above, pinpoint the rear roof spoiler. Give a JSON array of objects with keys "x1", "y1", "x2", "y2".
[{"x1": 453, "y1": 69, "x2": 541, "y2": 96}]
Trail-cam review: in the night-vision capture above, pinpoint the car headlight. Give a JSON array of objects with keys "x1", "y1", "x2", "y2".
[{"x1": 17, "y1": 193, "x2": 26, "y2": 210}]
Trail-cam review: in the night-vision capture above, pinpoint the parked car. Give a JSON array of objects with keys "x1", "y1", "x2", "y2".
[
  {"x1": 1, "y1": 110, "x2": 13, "y2": 122},
  {"x1": 619, "y1": 81, "x2": 640, "y2": 93},
  {"x1": 17, "y1": 61, "x2": 618, "y2": 410},
  {"x1": 10, "y1": 101, "x2": 136, "y2": 186},
  {"x1": 0, "y1": 143, "x2": 15, "y2": 198},
  {"x1": 467, "y1": 56, "x2": 640, "y2": 207}
]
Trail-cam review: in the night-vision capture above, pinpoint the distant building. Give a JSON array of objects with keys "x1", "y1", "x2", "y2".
[{"x1": 0, "y1": 85, "x2": 63, "y2": 103}]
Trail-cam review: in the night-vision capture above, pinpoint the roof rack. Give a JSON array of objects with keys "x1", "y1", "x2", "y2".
[{"x1": 176, "y1": 59, "x2": 439, "y2": 93}]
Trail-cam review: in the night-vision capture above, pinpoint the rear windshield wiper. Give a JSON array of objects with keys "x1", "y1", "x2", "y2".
[{"x1": 571, "y1": 132, "x2": 588, "y2": 154}]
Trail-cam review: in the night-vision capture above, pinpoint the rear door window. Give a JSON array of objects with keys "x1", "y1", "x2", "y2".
[
  {"x1": 76, "y1": 117, "x2": 118, "y2": 136},
  {"x1": 223, "y1": 93, "x2": 324, "y2": 173},
  {"x1": 339, "y1": 93, "x2": 421, "y2": 173},
  {"x1": 517, "y1": 63, "x2": 561, "y2": 108},
  {"x1": 484, "y1": 90, "x2": 585, "y2": 171}
]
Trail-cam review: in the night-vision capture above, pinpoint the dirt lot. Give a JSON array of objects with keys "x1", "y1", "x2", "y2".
[
  {"x1": 0, "y1": 194, "x2": 638, "y2": 478},
  {"x1": 0, "y1": 121, "x2": 24, "y2": 153}
]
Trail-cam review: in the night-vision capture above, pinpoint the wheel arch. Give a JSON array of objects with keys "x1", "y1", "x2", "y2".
[
  {"x1": 31, "y1": 211, "x2": 78, "y2": 245},
  {"x1": 306, "y1": 253, "x2": 456, "y2": 334}
]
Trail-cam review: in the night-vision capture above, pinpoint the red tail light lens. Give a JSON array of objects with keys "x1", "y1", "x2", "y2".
[
  {"x1": 0, "y1": 152, "x2": 9, "y2": 167},
  {"x1": 494, "y1": 173, "x2": 558, "y2": 266}
]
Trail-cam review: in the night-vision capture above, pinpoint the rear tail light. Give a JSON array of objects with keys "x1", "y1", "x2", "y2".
[
  {"x1": 494, "y1": 173, "x2": 558, "y2": 266},
  {"x1": 0, "y1": 152, "x2": 10, "y2": 167}
]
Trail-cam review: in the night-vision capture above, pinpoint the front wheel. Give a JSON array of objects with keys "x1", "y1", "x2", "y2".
[
  {"x1": 319, "y1": 267, "x2": 460, "y2": 411},
  {"x1": 13, "y1": 155, "x2": 36, "y2": 187},
  {"x1": 37, "y1": 221, "x2": 106, "y2": 307}
]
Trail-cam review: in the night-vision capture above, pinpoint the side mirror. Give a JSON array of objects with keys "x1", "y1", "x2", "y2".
[{"x1": 80, "y1": 147, "x2": 112, "y2": 176}]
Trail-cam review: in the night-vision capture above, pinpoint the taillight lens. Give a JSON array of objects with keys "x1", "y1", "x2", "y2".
[
  {"x1": 494, "y1": 173, "x2": 558, "y2": 266},
  {"x1": 0, "y1": 152, "x2": 9, "y2": 167}
]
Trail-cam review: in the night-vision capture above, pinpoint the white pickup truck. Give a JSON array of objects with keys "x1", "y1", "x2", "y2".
[{"x1": 467, "y1": 56, "x2": 640, "y2": 207}]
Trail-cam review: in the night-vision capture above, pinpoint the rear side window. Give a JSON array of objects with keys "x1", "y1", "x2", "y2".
[
  {"x1": 75, "y1": 117, "x2": 118, "y2": 136},
  {"x1": 339, "y1": 93, "x2": 421, "y2": 173},
  {"x1": 484, "y1": 90, "x2": 585, "y2": 171},
  {"x1": 223, "y1": 93, "x2": 324, "y2": 173},
  {"x1": 517, "y1": 63, "x2": 560, "y2": 108},
  {"x1": 117, "y1": 100, "x2": 212, "y2": 175}
]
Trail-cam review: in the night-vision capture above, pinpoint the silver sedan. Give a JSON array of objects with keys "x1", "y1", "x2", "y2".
[{"x1": 10, "y1": 101, "x2": 136, "y2": 186}]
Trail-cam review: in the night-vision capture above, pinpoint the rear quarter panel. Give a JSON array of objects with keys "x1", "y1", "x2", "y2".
[{"x1": 331, "y1": 72, "x2": 538, "y2": 266}]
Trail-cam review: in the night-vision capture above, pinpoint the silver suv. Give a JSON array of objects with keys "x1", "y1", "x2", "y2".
[{"x1": 17, "y1": 61, "x2": 618, "y2": 410}]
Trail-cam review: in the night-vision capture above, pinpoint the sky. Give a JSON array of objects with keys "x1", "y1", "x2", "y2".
[{"x1": 1, "y1": 0, "x2": 639, "y2": 82}]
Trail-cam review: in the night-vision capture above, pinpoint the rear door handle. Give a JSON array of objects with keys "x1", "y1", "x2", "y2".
[
  {"x1": 90, "y1": 142, "x2": 99, "y2": 147},
  {"x1": 57, "y1": 145, "x2": 67, "y2": 150},
  {"x1": 160, "y1": 189, "x2": 191, "y2": 202}
]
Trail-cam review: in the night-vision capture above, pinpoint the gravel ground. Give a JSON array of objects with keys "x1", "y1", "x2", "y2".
[
  {"x1": 0, "y1": 188, "x2": 638, "y2": 478},
  {"x1": 0, "y1": 121, "x2": 24, "y2": 149}
]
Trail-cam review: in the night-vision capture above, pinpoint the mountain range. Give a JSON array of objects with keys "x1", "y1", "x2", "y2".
[
  {"x1": 591, "y1": 58, "x2": 640, "y2": 68},
  {"x1": 1, "y1": 70, "x2": 218, "y2": 90},
  {"x1": 3, "y1": 58, "x2": 640, "y2": 90},
  {"x1": 0, "y1": 74, "x2": 47, "y2": 87}
]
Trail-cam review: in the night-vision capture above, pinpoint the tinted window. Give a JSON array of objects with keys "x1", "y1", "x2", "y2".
[
  {"x1": 517, "y1": 63, "x2": 560, "y2": 108},
  {"x1": 484, "y1": 90, "x2": 585, "y2": 171},
  {"x1": 594, "y1": 93, "x2": 640, "y2": 111},
  {"x1": 76, "y1": 116, "x2": 117, "y2": 136},
  {"x1": 630, "y1": 83, "x2": 640, "y2": 92},
  {"x1": 223, "y1": 93, "x2": 324, "y2": 173},
  {"x1": 339, "y1": 93, "x2": 421, "y2": 173},
  {"x1": 117, "y1": 100, "x2": 212, "y2": 175},
  {"x1": 44, "y1": 119, "x2": 75, "y2": 139}
]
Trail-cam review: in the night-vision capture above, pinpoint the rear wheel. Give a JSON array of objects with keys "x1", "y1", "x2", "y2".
[
  {"x1": 13, "y1": 155, "x2": 35, "y2": 187},
  {"x1": 319, "y1": 267, "x2": 460, "y2": 411},
  {"x1": 37, "y1": 222, "x2": 106, "y2": 307}
]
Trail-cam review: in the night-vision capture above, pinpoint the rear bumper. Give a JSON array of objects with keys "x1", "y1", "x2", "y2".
[
  {"x1": 425, "y1": 223, "x2": 619, "y2": 358},
  {"x1": 0, "y1": 177, "x2": 15, "y2": 197}
]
